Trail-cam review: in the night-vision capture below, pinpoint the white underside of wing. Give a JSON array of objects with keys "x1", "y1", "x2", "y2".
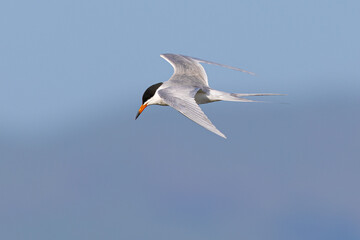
[
  {"x1": 158, "y1": 87, "x2": 226, "y2": 139},
  {"x1": 160, "y1": 54, "x2": 255, "y2": 89},
  {"x1": 160, "y1": 54, "x2": 209, "y2": 87},
  {"x1": 190, "y1": 57, "x2": 255, "y2": 75},
  {"x1": 163, "y1": 54, "x2": 255, "y2": 76}
]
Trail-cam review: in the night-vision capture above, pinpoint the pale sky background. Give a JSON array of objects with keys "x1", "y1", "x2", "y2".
[{"x1": 1, "y1": 0, "x2": 360, "y2": 239}]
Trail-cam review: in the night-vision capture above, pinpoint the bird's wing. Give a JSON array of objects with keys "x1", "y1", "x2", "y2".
[
  {"x1": 160, "y1": 54, "x2": 255, "y2": 88},
  {"x1": 158, "y1": 86, "x2": 226, "y2": 139},
  {"x1": 184, "y1": 55, "x2": 255, "y2": 75},
  {"x1": 160, "y1": 54, "x2": 210, "y2": 87}
]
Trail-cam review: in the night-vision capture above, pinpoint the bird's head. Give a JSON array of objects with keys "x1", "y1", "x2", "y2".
[{"x1": 135, "y1": 82, "x2": 163, "y2": 119}]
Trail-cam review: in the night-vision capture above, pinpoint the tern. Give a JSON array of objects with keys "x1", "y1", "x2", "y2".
[{"x1": 135, "y1": 54, "x2": 282, "y2": 139}]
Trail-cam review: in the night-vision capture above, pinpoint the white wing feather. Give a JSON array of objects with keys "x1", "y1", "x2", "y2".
[
  {"x1": 158, "y1": 86, "x2": 226, "y2": 139},
  {"x1": 185, "y1": 55, "x2": 255, "y2": 75},
  {"x1": 160, "y1": 54, "x2": 209, "y2": 87},
  {"x1": 161, "y1": 53, "x2": 255, "y2": 77}
]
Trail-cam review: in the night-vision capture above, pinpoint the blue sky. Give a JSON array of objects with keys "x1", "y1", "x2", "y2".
[{"x1": 1, "y1": 0, "x2": 360, "y2": 239}]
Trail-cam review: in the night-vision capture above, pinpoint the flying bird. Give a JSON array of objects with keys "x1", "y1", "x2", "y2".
[{"x1": 135, "y1": 54, "x2": 282, "y2": 139}]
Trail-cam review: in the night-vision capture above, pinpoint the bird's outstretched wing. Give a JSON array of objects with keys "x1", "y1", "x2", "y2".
[
  {"x1": 184, "y1": 55, "x2": 255, "y2": 75},
  {"x1": 158, "y1": 86, "x2": 226, "y2": 139},
  {"x1": 160, "y1": 54, "x2": 255, "y2": 88},
  {"x1": 160, "y1": 54, "x2": 210, "y2": 87}
]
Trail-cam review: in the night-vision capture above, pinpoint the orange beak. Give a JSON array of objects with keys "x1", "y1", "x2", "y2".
[{"x1": 135, "y1": 104, "x2": 148, "y2": 120}]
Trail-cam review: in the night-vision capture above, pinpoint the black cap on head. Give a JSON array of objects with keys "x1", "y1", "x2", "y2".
[{"x1": 142, "y1": 82, "x2": 163, "y2": 104}]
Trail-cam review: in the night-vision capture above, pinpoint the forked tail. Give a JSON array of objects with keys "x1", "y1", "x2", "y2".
[{"x1": 210, "y1": 89, "x2": 285, "y2": 103}]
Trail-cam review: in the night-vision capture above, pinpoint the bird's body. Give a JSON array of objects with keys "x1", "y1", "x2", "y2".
[{"x1": 136, "y1": 54, "x2": 283, "y2": 139}]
